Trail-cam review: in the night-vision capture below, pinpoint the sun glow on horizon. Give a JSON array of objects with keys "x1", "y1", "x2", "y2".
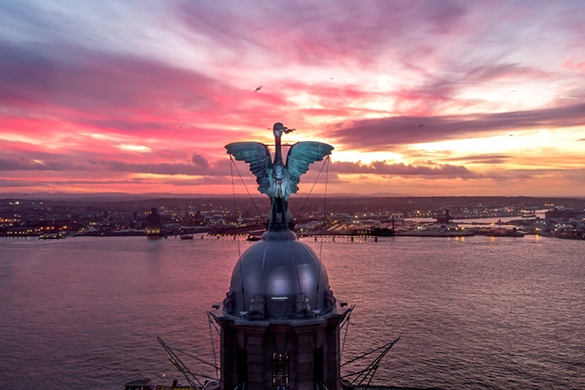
[
  {"x1": 333, "y1": 151, "x2": 404, "y2": 165},
  {"x1": 411, "y1": 128, "x2": 585, "y2": 164},
  {"x1": 117, "y1": 144, "x2": 152, "y2": 153}
]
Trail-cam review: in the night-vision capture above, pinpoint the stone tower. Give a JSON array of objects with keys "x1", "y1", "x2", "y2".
[
  {"x1": 210, "y1": 124, "x2": 348, "y2": 389},
  {"x1": 209, "y1": 229, "x2": 349, "y2": 390}
]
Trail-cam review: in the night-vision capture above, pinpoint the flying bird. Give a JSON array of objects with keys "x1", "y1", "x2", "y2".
[
  {"x1": 254, "y1": 85, "x2": 262, "y2": 92},
  {"x1": 418, "y1": 124, "x2": 424, "y2": 127}
]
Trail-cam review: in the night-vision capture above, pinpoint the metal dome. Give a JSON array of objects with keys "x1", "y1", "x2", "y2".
[{"x1": 222, "y1": 230, "x2": 336, "y2": 320}]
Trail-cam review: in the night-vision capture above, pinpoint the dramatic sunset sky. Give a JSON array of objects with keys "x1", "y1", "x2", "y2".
[{"x1": 1, "y1": 1, "x2": 584, "y2": 197}]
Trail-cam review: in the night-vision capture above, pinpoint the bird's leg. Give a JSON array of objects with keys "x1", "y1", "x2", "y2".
[
  {"x1": 283, "y1": 199, "x2": 294, "y2": 230},
  {"x1": 270, "y1": 197, "x2": 287, "y2": 229}
]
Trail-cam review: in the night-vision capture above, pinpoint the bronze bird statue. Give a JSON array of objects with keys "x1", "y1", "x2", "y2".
[{"x1": 225, "y1": 122, "x2": 333, "y2": 227}]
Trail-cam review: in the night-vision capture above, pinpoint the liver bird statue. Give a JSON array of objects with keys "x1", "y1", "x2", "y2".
[{"x1": 225, "y1": 122, "x2": 333, "y2": 228}]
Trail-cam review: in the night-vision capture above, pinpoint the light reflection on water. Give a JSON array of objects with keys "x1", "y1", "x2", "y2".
[{"x1": 1, "y1": 235, "x2": 584, "y2": 389}]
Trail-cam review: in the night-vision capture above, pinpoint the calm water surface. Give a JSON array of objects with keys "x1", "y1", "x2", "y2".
[{"x1": 1, "y1": 235, "x2": 584, "y2": 389}]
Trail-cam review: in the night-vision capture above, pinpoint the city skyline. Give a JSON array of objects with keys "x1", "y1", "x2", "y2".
[{"x1": 1, "y1": 1, "x2": 585, "y2": 197}]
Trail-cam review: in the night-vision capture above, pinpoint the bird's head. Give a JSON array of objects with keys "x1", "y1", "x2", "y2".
[{"x1": 273, "y1": 122, "x2": 294, "y2": 137}]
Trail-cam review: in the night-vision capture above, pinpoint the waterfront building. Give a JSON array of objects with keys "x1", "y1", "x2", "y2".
[
  {"x1": 146, "y1": 207, "x2": 163, "y2": 236},
  {"x1": 435, "y1": 209, "x2": 451, "y2": 224},
  {"x1": 544, "y1": 208, "x2": 585, "y2": 220}
]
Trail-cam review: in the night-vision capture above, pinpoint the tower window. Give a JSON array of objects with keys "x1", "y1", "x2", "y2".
[
  {"x1": 314, "y1": 347, "x2": 324, "y2": 384},
  {"x1": 236, "y1": 346, "x2": 248, "y2": 385},
  {"x1": 272, "y1": 353, "x2": 289, "y2": 389}
]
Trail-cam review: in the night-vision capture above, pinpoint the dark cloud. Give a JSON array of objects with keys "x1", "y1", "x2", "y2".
[
  {"x1": 0, "y1": 41, "x2": 216, "y2": 112},
  {"x1": 0, "y1": 157, "x2": 88, "y2": 171},
  {"x1": 162, "y1": 177, "x2": 230, "y2": 187},
  {"x1": 191, "y1": 154, "x2": 210, "y2": 170},
  {"x1": 442, "y1": 154, "x2": 513, "y2": 165},
  {"x1": 0, "y1": 151, "x2": 230, "y2": 177},
  {"x1": 0, "y1": 41, "x2": 284, "y2": 134},
  {"x1": 331, "y1": 160, "x2": 476, "y2": 179},
  {"x1": 0, "y1": 177, "x2": 148, "y2": 188},
  {"x1": 106, "y1": 161, "x2": 196, "y2": 175},
  {"x1": 0, "y1": 179, "x2": 42, "y2": 188},
  {"x1": 330, "y1": 103, "x2": 585, "y2": 150},
  {"x1": 105, "y1": 159, "x2": 228, "y2": 176}
]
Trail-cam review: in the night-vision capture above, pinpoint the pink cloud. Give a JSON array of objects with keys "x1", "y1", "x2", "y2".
[
  {"x1": 178, "y1": 1, "x2": 472, "y2": 69},
  {"x1": 562, "y1": 60, "x2": 585, "y2": 73}
]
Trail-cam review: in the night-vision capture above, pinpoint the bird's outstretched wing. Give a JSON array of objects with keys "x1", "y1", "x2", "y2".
[
  {"x1": 225, "y1": 142, "x2": 272, "y2": 194},
  {"x1": 286, "y1": 141, "x2": 334, "y2": 192}
]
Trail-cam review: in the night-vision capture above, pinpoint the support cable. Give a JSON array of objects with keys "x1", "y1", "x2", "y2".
[
  {"x1": 229, "y1": 156, "x2": 247, "y2": 310},
  {"x1": 157, "y1": 336, "x2": 219, "y2": 388},
  {"x1": 229, "y1": 156, "x2": 242, "y2": 259},
  {"x1": 340, "y1": 337, "x2": 400, "y2": 387},
  {"x1": 207, "y1": 311, "x2": 219, "y2": 380},
  {"x1": 298, "y1": 156, "x2": 330, "y2": 216},
  {"x1": 339, "y1": 304, "x2": 354, "y2": 361},
  {"x1": 318, "y1": 157, "x2": 331, "y2": 261},
  {"x1": 229, "y1": 156, "x2": 263, "y2": 217}
]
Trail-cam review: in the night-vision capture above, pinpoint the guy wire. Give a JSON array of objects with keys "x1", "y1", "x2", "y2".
[
  {"x1": 318, "y1": 156, "x2": 331, "y2": 261},
  {"x1": 229, "y1": 156, "x2": 263, "y2": 217},
  {"x1": 229, "y1": 156, "x2": 241, "y2": 258},
  {"x1": 229, "y1": 156, "x2": 246, "y2": 310},
  {"x1": 298, "y1": 156, "x2": 330, "y2": 216}
]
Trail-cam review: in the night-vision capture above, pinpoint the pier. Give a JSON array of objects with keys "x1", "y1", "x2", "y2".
[{"x1": 200, "y1": 232, "x2": 384, "y2": 242}]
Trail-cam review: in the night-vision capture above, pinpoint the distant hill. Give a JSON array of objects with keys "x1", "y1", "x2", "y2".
[{"x1": 2, "y1": 194, "x2": 584, "y2": 215}]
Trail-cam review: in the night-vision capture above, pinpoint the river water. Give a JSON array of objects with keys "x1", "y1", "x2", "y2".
[{"x1": 1, "y1": 235, "x2": 584, "y2": 389}]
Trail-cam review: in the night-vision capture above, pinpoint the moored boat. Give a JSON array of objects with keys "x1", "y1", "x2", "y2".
[
  {"x1": 39, "y1": 232, "x2": 66, "y2": 239},
  {"x1": 368, "y1": 227, "x2": 395, "y2": 236},
  {"x1": 397, "y1": 223, "x2": 474, "y2": 237}
]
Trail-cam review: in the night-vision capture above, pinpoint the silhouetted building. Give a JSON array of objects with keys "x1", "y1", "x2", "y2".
[
  {"x1": 436, "y1": 209, "x2": 451, "y2": 224},
  {"x1": 545, "y1": 208, "x2": 585, "y2": 220},
  {"x1": 146, "y1": 208, "x2": 163, "y2": 236}
]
